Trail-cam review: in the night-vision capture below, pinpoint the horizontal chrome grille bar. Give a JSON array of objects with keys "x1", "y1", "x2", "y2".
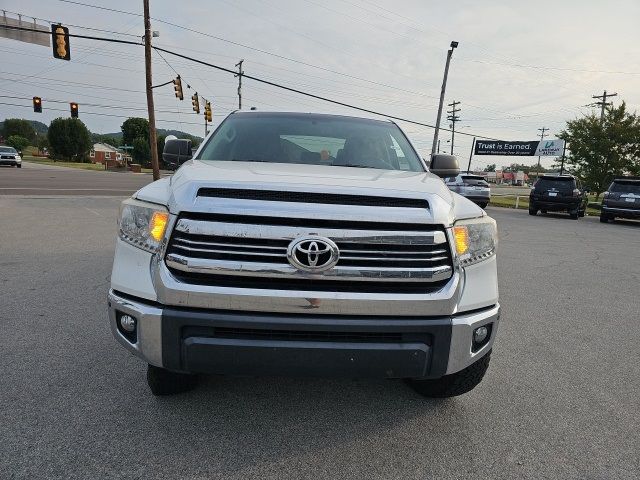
[{"x1": 166, "y1": 254, "x2": 453, "y2": 282}]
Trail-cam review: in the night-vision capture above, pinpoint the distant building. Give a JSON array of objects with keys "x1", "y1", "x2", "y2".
[{"x1": 89, "y1": 143, "x2": 123, "y2": 164}]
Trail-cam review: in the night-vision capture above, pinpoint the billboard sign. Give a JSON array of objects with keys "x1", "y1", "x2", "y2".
[{"x1": 474, "y1": 139, "x2": 564, "y2": 157}]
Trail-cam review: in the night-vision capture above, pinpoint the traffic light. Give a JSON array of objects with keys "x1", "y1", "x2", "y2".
[
  {"x1": 191, "y1": 93, "x2": 200, "y2": 113},
  {"x1": 173, "y1": 75, "x2": 183, "y2": 100},
  {"x1": 70, "y1": 102, "x2": 78, "y2": 118},
  {"x1": 51, "y1": 24, "x2": 70, "y2": 60},
  {"x1": 33, "y1": 97, "x2": 42, "y2": 113},
  {"x1": 204, "y1": 101, "x2": 212, "y2": 122}
]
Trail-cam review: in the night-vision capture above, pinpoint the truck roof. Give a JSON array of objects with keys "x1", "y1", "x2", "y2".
[{"x1": 229, "y1": 110, "x2": 395, "y2": 126}]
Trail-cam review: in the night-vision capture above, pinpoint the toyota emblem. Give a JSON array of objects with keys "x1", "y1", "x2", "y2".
[{"x1": 287, "y1": 236, "x2": 339, "y2": 272}]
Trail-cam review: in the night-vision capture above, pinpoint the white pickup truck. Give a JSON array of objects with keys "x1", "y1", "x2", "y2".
[{"x1": 108, "y1": 111, "x2": 499, "y2": 397}]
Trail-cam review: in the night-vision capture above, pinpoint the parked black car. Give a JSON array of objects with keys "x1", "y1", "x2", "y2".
[
  {"x1": 529, "y1": 174, "x2": 588, "y2": 219},
  {"x1": 600, "y1": 177, "x2": 640, "y2": 223}
]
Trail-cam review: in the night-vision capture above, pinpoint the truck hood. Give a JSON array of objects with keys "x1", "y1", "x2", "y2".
[{"x1": 135, "y1": 160, "x2": 484, "y2": 226}]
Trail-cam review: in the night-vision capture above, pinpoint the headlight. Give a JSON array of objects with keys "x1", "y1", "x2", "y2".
[
  {"x1": 118, "y1": 198, "x2": 169, "y2": 253},
  {"x1": 452, "y1": 216, "x2": 497, "y2": 266}
]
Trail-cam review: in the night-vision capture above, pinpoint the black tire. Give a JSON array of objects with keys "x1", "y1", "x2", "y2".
[
  {"x1": 578, "y1": 210, "x2": 585, "y2": 218},
  {"x1": 528, "y1": 208, "x2": 537, "y2": 216},
  {"x1": 407, "y1": 351, "x2": 491, "y2": 398},
  {"x1": 600, "y1": 214, "x2": 609, "y2": 223},
  {"x1": 569, "y1": 211, "x2": 579, "y2": 220},
  {"x1": 478, "y1": 202, "x2": 488, "y2": 209},
  {"x1": 17, "y1": 164, "x2": 22, "y2": 168},
  {"x1": 541, "y1": 209, "x2": 547, "y2": 214},
  {"x1": 146, "y1": 364, "x2": 199, "y2": 396}
]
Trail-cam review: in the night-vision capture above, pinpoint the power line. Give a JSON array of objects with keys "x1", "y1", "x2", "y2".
[
  {"x1": 0, "y1": 100, "x2": 222, "y2": 125},
  {"x1": 55, "y1": 0, "x2": 442, "y2": 100},
  {"x1": 1, "y1": 23, "x2": 501, "y2": 140}
]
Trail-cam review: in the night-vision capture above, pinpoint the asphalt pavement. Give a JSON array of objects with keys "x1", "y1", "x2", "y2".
[
  {"x1": 1, "y1": 193, "x2": 639, "y2": 479},
  {"x1": 0, "y1": 162, "x2": 156, "y2": 195}
]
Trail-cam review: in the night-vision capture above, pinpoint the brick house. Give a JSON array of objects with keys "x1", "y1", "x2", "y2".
[{"x1": 90, "y1": 143, "x2": 122, "y2": 165}]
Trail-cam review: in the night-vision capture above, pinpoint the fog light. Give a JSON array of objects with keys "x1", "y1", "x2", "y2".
[
  {"x1": 120, "y1": 314, "x2": 136, "y2": 333},
  {"x1": 473, "y1": 326, "x2": 488, "y2": 344}
]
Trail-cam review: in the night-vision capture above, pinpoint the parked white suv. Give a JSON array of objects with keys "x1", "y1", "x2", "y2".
[{"x1": 108, "y1": 112, "x2": 500, "y2": 397}]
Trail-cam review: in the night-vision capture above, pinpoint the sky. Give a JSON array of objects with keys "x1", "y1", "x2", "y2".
[{"x1": 1, "y1": 0, "x2": 639, "y2": 169}]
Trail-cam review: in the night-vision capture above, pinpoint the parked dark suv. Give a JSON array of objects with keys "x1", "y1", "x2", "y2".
[
  {"x1": 529, "y1": 174, "x2": 588, "y2": 219},
  {"x1": 600, "y1": 177, "x2": 640, "y2": 223}
]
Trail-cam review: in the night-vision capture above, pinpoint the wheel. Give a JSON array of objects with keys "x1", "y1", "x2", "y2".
[
  {"x1": 17, "y1": 164, "x2": 22, "y2": 168},
  {"x1": 478, "y1": 202, "x2": 488, "y2": 209},
  {"x1": 528, "y1": 208, "x2": 537, "y2": 216},
  {"x1": 541, "y1": 209, "x2": 547, "y2": 214},
  {"x1": 406, "y1": 351, "x2": 491, "y2": 398},
  {"x1": 600, "y1": 214, "x2": 609, "y2": 223},
  {"x1": 569, "y1": 211, "x2": 579, "y2": 220},
  {"x1": 578, "y1": 210, "x2": 585, "y2": 217},
  {"x1": 146, "y1": 364, "x2": 199, "y2": 396}
]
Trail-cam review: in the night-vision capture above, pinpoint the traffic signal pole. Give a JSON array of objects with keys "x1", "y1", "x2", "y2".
[{"x1": 143, "y1": 0, "x2": 160, "y2": 181}]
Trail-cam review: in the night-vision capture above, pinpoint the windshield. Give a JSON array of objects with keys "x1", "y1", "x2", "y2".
[
  {"x1": 610, "y1": 181, "x2": 640, "y2": 194},
  {"x1": 536, "y1": 177, "x2": 575, "y2": 190},
  {"x1": 0, "y1": 146, "x2": 18, "y2": 153},
  {"x1": 196, "y1": 113, "x2": 424, "y2": 172}
]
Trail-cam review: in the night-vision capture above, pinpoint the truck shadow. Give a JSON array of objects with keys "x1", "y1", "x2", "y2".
[{"x1": 136, "y1": 374, "x2": 469, "y2": 476}]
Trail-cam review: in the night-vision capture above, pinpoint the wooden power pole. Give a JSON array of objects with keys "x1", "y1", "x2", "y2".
[{"x1": 143, "y1": 0, "x2": 160, "y2": 181}]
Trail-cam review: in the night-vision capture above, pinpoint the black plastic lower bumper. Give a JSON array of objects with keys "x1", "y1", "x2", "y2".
[{"x1": 161, "y1": 307, "x2": 452, "y2": 379}]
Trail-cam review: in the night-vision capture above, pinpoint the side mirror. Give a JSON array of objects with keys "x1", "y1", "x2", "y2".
[
  {"x1": 162, "y1": 139, "x2": 193, "y2": 170},
  {"x1": 429, "y1": 154, "x2": 460, "y2": 178}
]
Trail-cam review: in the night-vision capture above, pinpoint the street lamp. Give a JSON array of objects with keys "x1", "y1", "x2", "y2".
[{"x1": 431, "y1": 41, "x2": 459, "y2": 157}]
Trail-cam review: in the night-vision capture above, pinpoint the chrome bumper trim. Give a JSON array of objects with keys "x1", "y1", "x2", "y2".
[
  {"x1": 108, "y1": 291, "x2": 163, "y2": 367},
  {"x1": 446, "y1": 304, "x2": 500, "y2": 374}
]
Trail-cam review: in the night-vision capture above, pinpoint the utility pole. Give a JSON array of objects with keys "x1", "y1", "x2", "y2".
[
  {"x1": 592, "y1": 90, "x2": 617, "y2": 123},
  {"x1": 536, "y1": 126, "x2": 548, "y2": 173},
  {"x1": 467, "y1": 137, "x2": 476, "y2": 173},
  {"x1": 143, "y1": 0, "x2": 160, "y2": 181},
  {"x1": 235, "y1": 59, "x2": 244, "y2": 110},
  {"x1": 447, "y1": 100, "x2": 461, "y2": 155},
  {"x1": 431, "y1": 41, "x2": 458, "y2": 157}
]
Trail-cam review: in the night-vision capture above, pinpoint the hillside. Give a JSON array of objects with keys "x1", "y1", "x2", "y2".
[{"x1": 103, "y1": 129, "x2": 203, "y2": 142}]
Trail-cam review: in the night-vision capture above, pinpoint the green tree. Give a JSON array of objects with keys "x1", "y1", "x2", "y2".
[
  {"x1": 6, "y1": 135, "x2": 30, "y2": 152},
  {"x1": 559, "y1": 102, "x2": 640, "y2": 197},
  {"x1": 484, "y1": 164, "x2": 496, "y2": 172},
  {"x1": 156, "y1": 134, "x2": 166, "y2": 158},
  {"x1": 1, "y1": 118, "x2": 36, "y2": 142},
  {"x1": 132, "y1": 136, "x2": 150, "y2": 165},
  {"x1": 47, "y1": 118, "x2": 92, "y2": 162},
  {"x1": 121, "y1": 117, "x2": 149, "y2": 146},
  {"x1": 37, "y1": 135, "x2": 49, "y2": 154}
]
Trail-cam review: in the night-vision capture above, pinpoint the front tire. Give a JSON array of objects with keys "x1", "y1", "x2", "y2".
[
  {"x1": 407, "y1": 351, "x2": 491, "y2": 398},
  {"x1": 569, "y1": 211, "x2": 579, "y2": 220},
  {"x1": 529, "y1": 208, "x2": 537, "y2": 216},
  {"x1": 600, "y1": 214, "x2": 610, "y2": 223},
  {"x1": 146, "y1": 364, "x2": 199, "y2": 396},
  {"x1": 478, "y1": 202, "x2": 488, "y2": 209},
  {"x1": 17, "y1": 164, "x2": 22, "y2": 168}
]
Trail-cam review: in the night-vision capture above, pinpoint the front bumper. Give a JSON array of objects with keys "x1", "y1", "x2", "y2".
[
  {"x1": 0, "y1": 159, "x2": 20, "y2": 166},
  {"x1": 108, "y1": 290, "x2": 500, "y2": 378}
]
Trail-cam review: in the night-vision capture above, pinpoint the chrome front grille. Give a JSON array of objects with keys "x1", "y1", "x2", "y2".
[{"x1": 165, "y1": 213, "x2": 454, "y2": 293}]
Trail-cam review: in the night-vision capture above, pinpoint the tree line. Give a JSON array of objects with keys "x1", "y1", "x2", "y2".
[{"x1": 0, "y1": 117, "x2": 202, "y2": 167}]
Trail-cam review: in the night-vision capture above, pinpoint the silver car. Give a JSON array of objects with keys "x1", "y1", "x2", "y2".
[
  {"x1": 445, "y1": 173, "x2": 491, "y2": 208},
  {"x1": 0, "y1": 146, "x2": 22, "y2": 168}
]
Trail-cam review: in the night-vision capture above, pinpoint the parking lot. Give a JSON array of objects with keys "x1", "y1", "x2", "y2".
[{"x1": 1, "y1": 192, "x2": 638, "y2": 480}]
